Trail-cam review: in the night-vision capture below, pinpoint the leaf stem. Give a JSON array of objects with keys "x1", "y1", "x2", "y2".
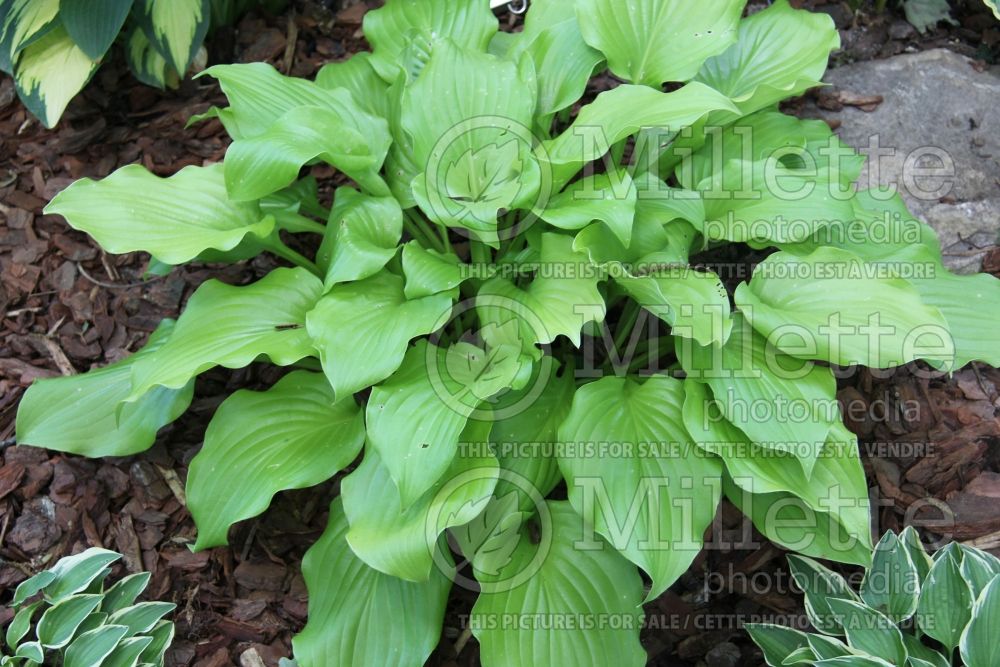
[
  {"x1": 404, "y1": 208, "x2": 446, "y2": 253},
  {"x1": 263, "y1": 237, "x2": 321, "y2": 276},
  {"x1": 613, "y1": 301, "x2": 641, "y2": 354},
  {"x1": 274, "y1": 211, "x2": 327, "y2": 235}
]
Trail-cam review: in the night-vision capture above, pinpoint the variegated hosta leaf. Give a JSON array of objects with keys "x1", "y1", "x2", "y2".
[
  {"x1": 15, "y1": 321, "x2": 193, "y2": 457},
  {"x1": 45, "y1": 163, "x2": 272, "y2": 265},
  {"x1": 859, "y1": 531, "x2": 921, "y2": 622},
  {"x1": 575, "y1": 0, "x2": 744, "y2": 86},
  {"x1": 60, "y1": 0, "x2": 134, "y2": 60},
  {"x1": 293, "y1": 499, "x2": 452, "y2": 667},
  {"x1": 916, "y1": 545, "x2": 973, "y2": 652},
  {"x1": 362, "y1": 0, "x2": 498, "y2": 82},
  {"x1": 12, "y1": 24, "x2": 99, "y2": 128},
  {"x1": 135, "y1": 0, "x2": 210, "y2": 76},
  {"x1": 188, "y1": 371, "x2": 365, "y2": 550},
  {"x1": 0, "y1": 0, "x2": 59, "y2": 73},
  {"x1": 735, "y1": 247, "x2": 955, "y2": 369},
  {"x1": 961, "y1": 575, "x2": 1000, "y2": 667},
  {"x1": 695, "y1": 0, "x2": 840, "y2": 117},
  {"x1": 471, "y1": 501, "x2": 647, "y2": 667},
  {"x1": 315, "y1": 188, "x2": 402, "y2": 287},
  {"x1": 557, "y1": 375, "x2": 723, "y2": 601},
  {"x1": 306, "y1": 271, "x2": 453, "y2": 400},
  {"x1": 125, "y1": 25, "x2": 173, "y2": 89},
  {"x1": 127, "y1": 267, "x2": 323, "y2": 398}
]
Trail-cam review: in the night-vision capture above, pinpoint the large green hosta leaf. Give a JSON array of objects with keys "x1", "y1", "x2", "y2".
[
  {"x1": 471, "y1": 501, "x2": 646, "y2": 667},
  {"x1": 134, "y1": 0, "x2": 210, "y2": 75},
  {"x1": 341, "y1": 446, "x2": 498, "y2": 581},
  {"x1": 404, "y1": 40, "x2": 539, "y2": 244},
  {"x1": 293, "y1": 499, "x2": 451, "y2": 667},
  {"x1": 306, "y1": 272, "x2": 453, "y2": 400},
  {"x1": 127, "y1": 267, "x2": 323, "y2": 398},
  {"x1": 188, "y1": 371, "x2": 364, "y2": 550},
  {"x1": 315, "y1": 188, "x2": 402, "y2": 288},
  {"x1": 60, "y1": 0, "x2": 133, "y2": 60},
  {"x1": 0, "y1": 0, "x2": 59, "y2": 73},
  {"x1": 400, "y1": 241, "x2": 464, "y2": 299},
  {"x1": 677, "y1": 313, "x2": 839, "y2": 475},
  {"x1": 735, "y1": 247, "x2": 955, "y2": 368},
  {"x1": 45, "y1": 163, "x2": 272, "y2": 265},
  {"x1": 557, "y1": 375, "x2": 722, "y2": 601},
  {"x1": 576, "y1": 0, "x2": 743, "y2": 86},
  {"x1": 315, "y1": 51, "x2": 391, "y2": 120},
  {"x1": 362, "y1": 0, "x2": 498, "y2": 82},
  {"x1": 539, "y1": 170, "x2": 637, "y2": 246},
  {"x1": 695, "y1": 0, "x2": 839, "y2": 117},
  {"x1": 12, "y1": 24, "x2": 99, "y2": 129},
  {"x1": 15, "y1": 322, "x2": 192, "y2": 458}
]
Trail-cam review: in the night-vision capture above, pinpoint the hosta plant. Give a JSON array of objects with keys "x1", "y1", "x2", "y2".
[
  {"x1": 14, "y1": 0, "x2": 1000, "y2": 665},
  {"x1": 1, "y1": 548, "x2": 175, "y2": 666},
  {"x1": 748, "y1": 528, "x2": 1000, "y2": 667},
  {"x1": 0, "y1": 0, "x2": 283, "y2": 127}
]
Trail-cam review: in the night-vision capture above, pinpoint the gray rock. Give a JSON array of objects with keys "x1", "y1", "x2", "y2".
[
  {"x1": 813, "y1": 49, "x2": 1000, "y2": 273},
  {"x1": 705, "y1": 641, "x2": 741, "y2": 667}
]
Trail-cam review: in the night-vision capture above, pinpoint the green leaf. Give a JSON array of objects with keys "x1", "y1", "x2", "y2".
[
  {"x1": 307, "y1": 272, "x2": 452, "y2": 401},
  {"x1": 188, "y1": 371, "x2": 364, "y2": 550},
  {"x1": 0, "y1": 0, "x2": 59, "y2": 73},
  {"x1": 341, "y1": 445, "x2": 498, "y2": 581},
  {"x1": 786, "y1": 555, "x2": 861, "y2": 635},
  {"x1": 695, "y1": 0, "x2": 840, "y2": 117},
  {"x1": 400, "y1": 241, "x2": 464, "y2": 299},
  {"x1": 557, "y1": 375, "x2": 722, "y2": 601},
  {"x1": 576, "y1": 0, "x2": 743, "y2": 86},
  {"x1": 293, "y1": 498, "x2": 451, "y2": 667},
  {"x1": 16, "y1": 320, "x2": 193, "y2": 457},
  {"x1": 127, "y1": 267, "x2": 322, "y2": 398},
  {"x1": 106, "y1": 602, "x2": 174, "y2": 637},
  {"x1": 899, "y1": 526, "x2": 933, "y2": 584},
  {"x1": 471, "y1": 501, "x2": 646, "y2": 667},
  {"x1": 860, "y1": 532, "x2": 920, "y2": 622},
  {"x1": 814, "y1": 658, "x2": 894, "y2": 667},
  {"x1": 827, "y1": 598, "x2": 907, "y2": 666},
  {"x1": 904, "y1": 0, "x2": 957, "y2": 33},
  {"x1": 137, "y1": 620, "x2": 173, "y2": 665},
  {"x1": 60, "y1": 0, "x2": 134, "y2": 60},
  {"x1": 100, "y1": 636, "x2": 154, "y2": 667},
  {"x1": 744, "y1": 623, "x2": 811, "y2": 667},
  {"x1": 223, "y1": 99, "x2": 391, "y2": 201},
  {"x1": 5, "y1": 601, "x2": 41, "y2": 648},
  {"x1": 315, "y1": 51, "x2": 390, "y2": 119},
  {"x1": 677, "y1": 313, "x2": 839, "y2": 475},
  {"x1": 11, "y1": 570, "x2": 56, "y2": 606},
  {"x1": 315, "y1": 188, "x2": 402, "y2": 287},
  {"x1": 124, "y1": 25, "x2": 172, "y2": 88},
  {"x1": 134, "y1": 0, "x2": 210, "y2": 75},
  {"x1": 14, "y1": 641, "x2": 43, "y2": 663},
  {"x1": 45, "y1": 163, "x2": 272, "y2": 265},
  {"x1": 362, "y1": 0, "x2": 498, "y2": 82},
  {"x1": 101, "y1": 573, "x2": 152, "y2": 615},
  {"x1": 36, "y1": 594, "x2": 103, "y2": 649},
  {"x1": 960, "y1": 547, "x2": 1000, "y2": 598},
  {"x1": 915, "y1": 547, "x2": 973, "y2": 652},
  {"x1": 35, "y1": 548, "x2": 119, "y2": 604},
  {"x1": 63, "y1": 624, "x2": 130, "y2": 667},
  {"x1": 13, "y1": 24, "x2": 98, "y2": 128},
  {"x1": 960, "y1": 575, "x2": 1000, "y2": 667},
  {"x1": 902, "y1": 635, "x2": 950, "y2": 667},
  {"x1": 735, "y1": 247, "x2": 955, "y2": 369},
  {"x1": 539, "y1": 170, "x2": 637, "y2": 246}
]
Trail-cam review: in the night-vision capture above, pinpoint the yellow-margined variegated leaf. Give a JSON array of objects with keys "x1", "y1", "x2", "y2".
[
  {"x1": 135, "y1": 0, "x2": 210, "y2": 75},
  {"x1": 13, "y1": 24, "x2": 98, "y2": 128},
  {"x1": 0, "y1": 0, "x2": 59, "y2": 73},
  {"x1": 125, "y1": 25, "x2": 172, "y2": 88}
]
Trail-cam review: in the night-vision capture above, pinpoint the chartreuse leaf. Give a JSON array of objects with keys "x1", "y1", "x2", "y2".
[
  {"x1": 307, "y1": 272, "x2": 452, "y2": 400},
  {"x1": 404, "y1": 40, "x2": 539, "y2": 244},
  {"x1": 677, "y1": 313, "x2": 839, "y2": 475},
  {"x1": 128, "y1": 268, "x2": 323, "y2": 398},
  {"x1": 961, "y1": 575, "x2": 1000, "y2": 667},
  {"x1": 293, "y1": 499, "x2": 451, "y2": 667},
  {"x1": 101, "y1": 573, "x2": 152, "y2": 614},
  {"x1": 744, "y1": 624, "x2": 812, "y2": 667},
  {"x1": 362, "y1": 0, "x2": 498, "y2": 82},
  {"x1": 539, "y1": 82, "x2": 739, "y2": 186},
  {"x1": 539, "y1": 170, "x2": 637, "y2": 246},
  {"x1": 341, "y1": 445, "x2": 498, "y2": 582},
  {"x1": 60, "y1": 0, "x2": 134, "y2": 60},
  {"x1": 223, "y1": 95, "x2": 391, "y2": 201},
  {"x1": 0, "y1": 0, "x2": 59, "y2": 73},
  {"x1": 315, "y1": 188, "x2": 402, "y2": 287},
  {"x1": 736, "y1": 248, "x2": 955, "y2": 369},
  {"x1": 188, "y1": 371, "x2": 364, "y2": 550},
  {"x1": 100, "y1": 636, "x2": 154, "y2": 667},
  {"x1": 16, "y1": 320, "x2": 193, "y2": 457},
  {"x1": 134, "y1": 0, "x2": 210, "y2": 75},
  {"x1": 37, "y1": 595, "x2": 103, "y2": 649},
  {"x1": 576, "y1": 0, "x2": 743, "y2": 86},
  {"x1": 916, "y1": 547, "x2": 973, "y2": 652},
  {"x1": 315, "y1": 51, "x2": 390, "y2": 119},
  {"x1": 826, "y1": 598, "x2": 907, "y2": 666},
  {"x1": 477, "y1": 233, "x2": 605, "y2": 351},
  {"x1": 45, "y1": 163, "x2": 272, "y2": 265},
  {"x1": 365, "y1": 340, "x2": 518, "y2": 508},
  {"x1": 62, "y1": 624, "x2": 130, "y2": 667},
  {"x1": 13, "y1": 24, "x2": 98, "y2": 128},
  {"x1": 557, "y1": 375, "x2": 722, "y2": 601},
  {"x1": 400, "y1": 241, "x2": 464, "y2": 299},
  {"x1": 695, "y1": 0, "x2": 839, "y2": 117},
  {"x1": 860, "y1": 532, "x2": 920, "y2": 622},
  {"x1": 471, "y1": 501, "x2": 646, "y2": 667},
  {"x1": 787, "y1": 555, "x2": 862, "y2": 636},
  {"x1": 124, "y1": 26, "x2": 172, "y2": 89}
]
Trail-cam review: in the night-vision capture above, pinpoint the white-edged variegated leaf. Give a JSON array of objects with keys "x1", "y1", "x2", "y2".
[
  {"x1": 471, "y1": 501, "x2": 646, "y2": 667},
  {"x1": 44, "y1": 163, "x2": 272, "y2": 265},
  {"x1": 188, "y1": 371, "x2": 364, "y2": 550},
  {"x1": 0, "y1": 0, "x2": 59, "y2": 73},
  {"x1": 916, "y1": 547, "x2": 973, "y2": 652},
  {"x1": 15, "y1": 320, "x2": 193, "y2": 457},
  {"x1": 60, "y1": 0, "x2": 134, "y2": 60},
  {"x1": 859, "y1": 531, "x2": 920, "y2": 622},
  {"x1": 127, "y1": 267, "x2": 323, "y2": 398},
  {"x1": 575, "y1": 0, "x2": 743, "y2": 86},
  {"x1": 63, "y1": 625, "x2": 130, "y2": 667},
  {"x1": 826, "y1": 598, "x2": 907, "y2": 665},
  {"x1": 99, "y1": 636, "x2": 154, "y2": 667},
  {"x1": 37, "y1": 595, "x2": 103, "y2": 649},
  {"x1": 960, "y1": 575, "x2": 1000, "y2": 667},
  {"x1": 315, "y1": 188, "x2": 402, "y2": 288},
  {"x1": 293, "y1": 498, "x2": 452, "y2": 667},
  {"x1": 13, "y1": 24, "x2": 98, "y2": 128},
  {"x1": 557, "y1": 375, "x2": 722, "y2": 601},
  {"x1": 134, "y1": 0, "x2": 210, "y2": 75}
]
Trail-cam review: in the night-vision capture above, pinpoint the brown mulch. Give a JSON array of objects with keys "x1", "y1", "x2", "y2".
[{"x1": 1, "y1": 1, "x2": 999, "y2": 667}]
